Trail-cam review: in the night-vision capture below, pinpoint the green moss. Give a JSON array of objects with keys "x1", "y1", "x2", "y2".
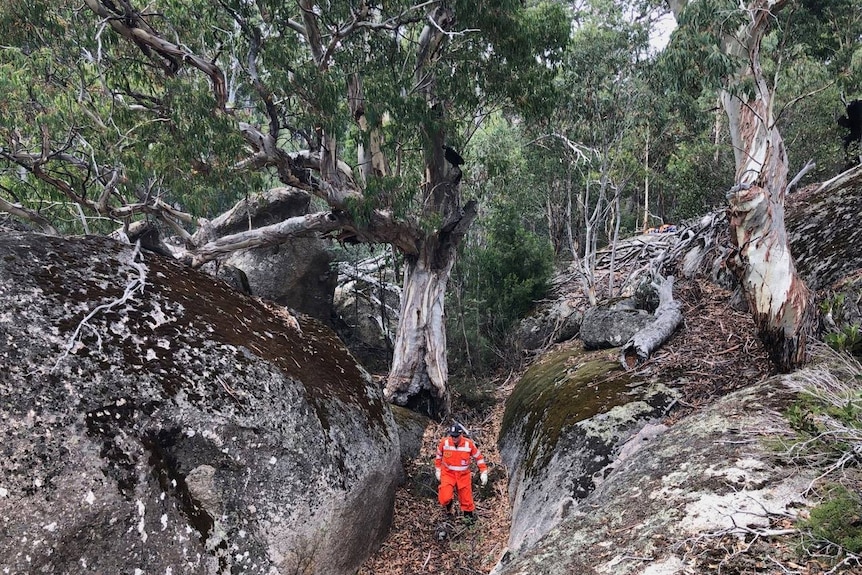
[
  {"x1": 501, "y1": 346, "x2": 638, "y2": 476},
  {"x1": 799, "y1": 484, "x2": 862, "y2": 553}
]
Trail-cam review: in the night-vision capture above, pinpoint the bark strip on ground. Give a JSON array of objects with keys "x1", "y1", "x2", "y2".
[{"x1": 620, "y1": 276, "x2": 683, "y2": 370}]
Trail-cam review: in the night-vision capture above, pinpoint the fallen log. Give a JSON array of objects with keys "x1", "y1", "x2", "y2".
[{"x1": 620, "y1": 276, "x2": 683, "y2": 370}]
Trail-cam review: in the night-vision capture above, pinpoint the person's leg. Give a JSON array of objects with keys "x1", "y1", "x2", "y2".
[
  {"x1": 438, "y1": 472, "x2": 456, "y2": 514},
  {"x1": 456, "y1": 473, "x2": 475, "y2": 513}
]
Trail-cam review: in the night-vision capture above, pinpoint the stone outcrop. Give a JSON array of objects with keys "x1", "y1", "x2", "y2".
[
  {"x1": 787, "y1": 170, "x2": 862, "y2": 291},
  {"x1": 493, "y1": 378, "x2": 814, "y2": 575},
  {"x1": 223, "y1": 240, "x2": 337, "y2": 323},
  {"x1": 579, "y1": 300, "x2": 654, "y2": 350},
  {"x1": 498, "y1": 346, "x2": 678, "y2": 552},
  {"x1": 190, "y1": 187, "x2": 338, "y2": 322},
  {"x1": 391, "y1": 405, "x2": 431, "y2": 465},
  {"x1": 0, "y1": 232, "x2": 400, "y2": 575},
  {"x1": 332, "y1": 261, "x2": 400, "y2": 373},
  {"x1": 513, "y1": 298, "x2": 582, "y2": 351}
]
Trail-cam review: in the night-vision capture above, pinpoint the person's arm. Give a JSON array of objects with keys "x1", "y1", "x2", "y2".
[
  {"x1": 471, "y1": 441, "x2": 488, "y2": 485},
  {"x1": 434, "y1": 439, "x2": 443, "y2": 481}
]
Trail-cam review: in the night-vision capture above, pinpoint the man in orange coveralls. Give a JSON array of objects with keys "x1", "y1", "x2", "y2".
[{"x1": 435, "y1": 423, "x2": 488, "y2": 522}]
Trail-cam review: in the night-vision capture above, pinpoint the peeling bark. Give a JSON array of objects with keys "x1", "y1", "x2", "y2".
[
  {"x1": 720, "y1": 0, "x2": 813, "y2": 371},
  {"x1": 384, "y1": 253, "x2": 452, "y2": 419},
  {"x1": 384, "y1": 201, "x2": 477, "y2": 420},
  {"x1": 381, "y1": 3, "x2": 473, "y2": 419},
  {"x1": 670, "y1": 0, "x2": 813, "y2": 372}
]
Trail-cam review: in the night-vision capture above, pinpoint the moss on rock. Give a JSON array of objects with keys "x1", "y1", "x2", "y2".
[{"x1": 501, "y1": 346, "x2": 637, "y2": 476}]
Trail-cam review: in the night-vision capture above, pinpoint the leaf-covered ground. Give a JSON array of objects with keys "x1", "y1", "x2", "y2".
[{"x1": 357, "y1": 379, "x2": 514, "y2": 575}]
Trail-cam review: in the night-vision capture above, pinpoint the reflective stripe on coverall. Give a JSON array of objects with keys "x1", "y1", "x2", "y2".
[{"x1": 435, "y1": 436, "x2": 487, "y2": 512}]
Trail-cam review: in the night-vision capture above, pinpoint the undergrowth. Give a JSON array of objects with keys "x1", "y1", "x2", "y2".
[{"x1": 783, "y1": 345, "x2": 862, "y2": 566}]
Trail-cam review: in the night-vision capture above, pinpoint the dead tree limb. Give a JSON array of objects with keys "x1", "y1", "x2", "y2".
[{"x1": 620, "y1": 275, "x2": 683, "y2": 370}]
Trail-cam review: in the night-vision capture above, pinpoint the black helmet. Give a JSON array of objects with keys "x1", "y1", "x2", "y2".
[{"x1": 449, "y1": 424, "x2": 465, "y2": 437}]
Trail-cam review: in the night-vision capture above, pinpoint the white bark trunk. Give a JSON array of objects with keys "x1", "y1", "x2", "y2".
[
  {"x1": 721, "y1": 0, "x2": 812, "y2": 371},
  {"x1": 384, "y1": 200, "x2": 477, "y2": 419},
  {"x1": 670, "y1": 0, "x2": 812, "y2": 371},
  {"x1": 620, "y1": 276, "x2": 683, "y2": 369},
  {"x1": 384, "y1": 253, "x2": 452, "y2": 419}
]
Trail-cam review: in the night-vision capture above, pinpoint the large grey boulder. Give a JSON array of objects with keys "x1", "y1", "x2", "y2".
[
  {"x1": 498, "y1": 346, "x2": 677, "y2": 553},
  {"x1": 390, "y1": 405, "x2": 431, "y2": 464},
  {"x1": 580, "y1": 301, "x2": 654, "y2": 350},
  {"x1": 787, "y1": 173, "x2": 862, "y2": 290},
  {"x1": 513, "y1": 298, "x2": 583, "y2": 351},
  {"x1": 492, "y1": 377, "x2": 813, "y2": 575},
  {"x1": 224, "y1": 240, "x2": 337, "y2": 323},
  {"x1": 192, "y1": 187, "x2": 338, "y2": 322},
  {"x1": 331, "y1": 255, "x2": 401, "y2": 373},
  {"x1": 0, "y1": 232, "x2": 400, "y2": 575}
]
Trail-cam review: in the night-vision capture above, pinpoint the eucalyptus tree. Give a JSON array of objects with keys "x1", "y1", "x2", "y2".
[
  {"x1": 664, "y1": 0, "x2": 861, "y2": 371},
  {"x1": 534, "y1": 0, "x2": 660, "y2": 304},
  {"x1": 0, "y1": 0, "x2": 568, "y2": 418}
]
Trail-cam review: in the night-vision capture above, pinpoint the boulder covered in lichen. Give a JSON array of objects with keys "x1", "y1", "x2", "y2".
[
  {"x1": 492, "y1": 378, "x2": 815, "y2": 575},
  {"x1": 0, "y1": 232, "x2": 400, "y2": 575},
  {"x1": 498, "y1": 346, "x2": 677, "y2": 552},
  {"x1": 580, "y1": 302, "x2": 654, "y2": 350}
]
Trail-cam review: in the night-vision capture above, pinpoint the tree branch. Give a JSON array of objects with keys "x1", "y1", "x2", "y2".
[
  {"x1": 82, "y1": 0, "x2": 227, "y2": 109},
  {"x1": 189, "y1": 210, "x2": 345, "y2": 267},
  {"x1": 0, "y1": 195, "x2": 59, "y2": 234}
]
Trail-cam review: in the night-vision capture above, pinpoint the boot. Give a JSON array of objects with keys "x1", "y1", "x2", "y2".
[
  {"x1": 445, "y1": 501, "x2": 454, "y2": 517},
  {"x1": 463, "y1": 511, "x2": 475, "y2": 524}
]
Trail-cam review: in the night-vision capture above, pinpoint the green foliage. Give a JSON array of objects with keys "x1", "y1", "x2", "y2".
[
  {"x1": 783, "y1": 352, "x2": 862, "y2": 467},
  {"x1": 449, "y1": 202, "x2": 553, "y2": 371},
  {"x1": 664, "y1": 139, "x2": 734, "y2": 220},
  {"x1": 819, "y1": 294, "x2": 846, "y2": 317},
  {"x1": 660, "y1": 0, "x2": 746, "y2": 95},
  {"x1": 819, "y1": 295, "x2": 862, "y2": 357},
  {"x1": 787, "y1": 0, "x2": 862, "y2": 89},
  {"x1": 799, "y1": 484, "x2": 862, "y2": 553},
  {"x1": 0, "y1": 0, "x2": 262, "y2": 230},
  {"x1": 447, "y1": 186, "x2": 554, "y2": 374},
  {"x1": 786, "y1": 392, "x2": 862, "y2": 445},
  {"x1": 479, "y1": 205, "x2": 554, "y2": 332},
  {"x1": 824, "y1": 325, "x2": 862, "y2": 356}
]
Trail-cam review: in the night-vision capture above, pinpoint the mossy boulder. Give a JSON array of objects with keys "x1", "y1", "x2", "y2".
[
  {"x1": 0, "y1": 232, "x2": 399, "y2": 575},
  {"x1": 499, "y1": 345, "x2": 677, "y2": 552}
]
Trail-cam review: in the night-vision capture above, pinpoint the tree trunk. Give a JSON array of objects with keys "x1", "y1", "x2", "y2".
[
  {"x1": 384, "y1": 201, "x2": 476, "y2": 419},
  {"x1": 720, "y1": 0, "x2": 813, "y2": 371},
  {"x1": 382, "y1": 4, "x2": 473, "y2": 420},
  {"x1": 669, "y1": 0, "x2": 813, "y2": 372},
  {"x1": 384, "y1": 247, "x2": 453, "y2": 420}
]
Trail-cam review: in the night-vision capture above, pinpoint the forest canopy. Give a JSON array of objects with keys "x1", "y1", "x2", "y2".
[{"x1": 1, "y1": 0, "x2": 861, "y2": 412}]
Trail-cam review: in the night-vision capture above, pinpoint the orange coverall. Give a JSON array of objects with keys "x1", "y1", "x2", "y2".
[{"x1": 435, "y1": 435, "x2": 487, "y2": 512}]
